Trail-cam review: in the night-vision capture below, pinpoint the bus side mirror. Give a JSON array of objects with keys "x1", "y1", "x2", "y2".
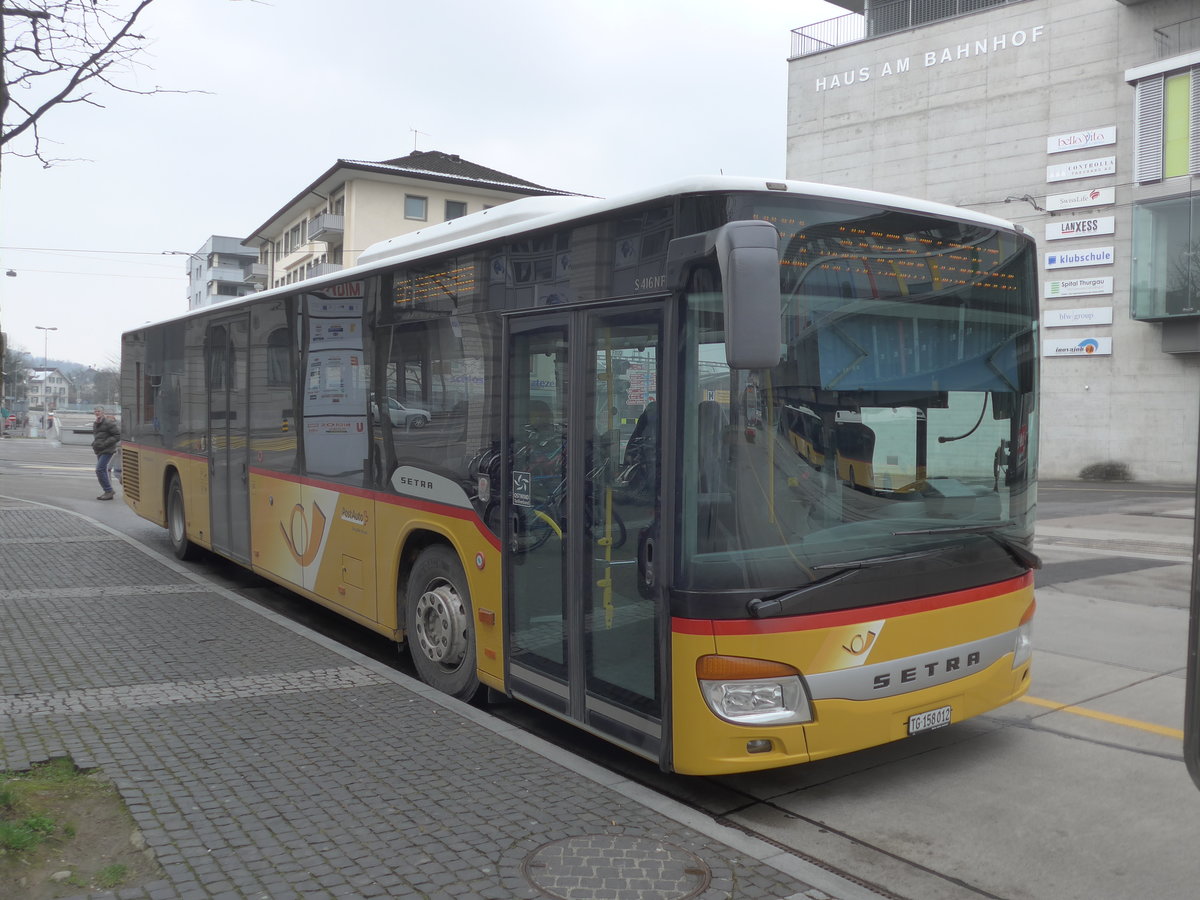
[
  {"x1": 710, "y1": 221, "x2": 783, "y2": 370},
  {"x1": 665, "y1": 221, "x2": 783, "y2": 371}
]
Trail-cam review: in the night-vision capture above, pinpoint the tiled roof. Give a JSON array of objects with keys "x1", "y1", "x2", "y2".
[
  {"x1": 245, "y1": 151, "x2": 580, "y2": 243},
  {"x1": 343, "y1": 150, "x2": 578, "y2": 196}
]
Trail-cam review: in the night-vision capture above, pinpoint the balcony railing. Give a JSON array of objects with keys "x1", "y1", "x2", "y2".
[
  {"x1": 243, "y1": 262, "x2": 269, "y2": 285},
  {"x1": 207, "y1": 265, "x2": 248, "y2": 284},
  {"x1": 309, "y1": 262, "x2": 343, "y2": 278},
  {"x1": 308, "y1": 213, "x2": 344, "y2": 242},
  {"x1": 1154, "y1": 17, "x2": 1200, "y2": 58},
  {"x1": 791, "y1": 0, "x2": 1023, "y2": 59}
]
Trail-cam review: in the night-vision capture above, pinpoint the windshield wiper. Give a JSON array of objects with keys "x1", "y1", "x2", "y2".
[
  {"x1": 810, "y1": 546, "x2": 947, "y2": 572},
  {"x1": 892, "y1": 523, "x2": 1042, "y2": 570},
  {"x1": 747, "y1": 547, "x2": 945, "y2": 618}
]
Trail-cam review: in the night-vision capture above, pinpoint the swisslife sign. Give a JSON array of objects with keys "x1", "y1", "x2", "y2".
[
  {"x1": 1045, "y1": 187, "x2": 1115, "y2": 212},
  {"x1": 1046, "y1": 217, "x2": 1115, "y2": 241}
]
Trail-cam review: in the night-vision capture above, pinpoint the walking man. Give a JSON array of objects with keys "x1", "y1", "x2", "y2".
[{"x1": 92, "y1": 406, "x2": 121, "y2": 500}]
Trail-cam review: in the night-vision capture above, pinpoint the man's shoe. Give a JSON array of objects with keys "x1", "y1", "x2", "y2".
[{"x1": 97, "y1": 491, "x2": 114, "y2": 500}]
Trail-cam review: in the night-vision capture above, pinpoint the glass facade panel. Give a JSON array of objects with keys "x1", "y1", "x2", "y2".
[{"x1": 1131, "y1": 195, "x2": 1200, "y2": 320}]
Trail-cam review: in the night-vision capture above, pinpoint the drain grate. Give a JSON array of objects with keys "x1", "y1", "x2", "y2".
[{"x1": 522, "y1": 834, "x2": 712, "y2": 899}]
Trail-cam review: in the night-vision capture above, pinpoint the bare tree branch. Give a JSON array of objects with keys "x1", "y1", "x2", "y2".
[{"x1": 1, "y1": 1, "x2": 206, "y2": 173}]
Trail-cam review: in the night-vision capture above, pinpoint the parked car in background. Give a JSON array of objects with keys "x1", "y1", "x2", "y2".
[{"x1": 383, "y1": 398, "x2": 430, "y2": 428}]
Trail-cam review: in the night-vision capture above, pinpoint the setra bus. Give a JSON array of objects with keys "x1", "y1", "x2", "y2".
[{"x1": 120, "y1": 176, "x2": 1039, "y2": 775}]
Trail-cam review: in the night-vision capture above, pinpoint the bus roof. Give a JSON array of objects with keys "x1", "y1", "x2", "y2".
[{"x1": 126, "y1": 175, "x2": 1028, "y2": 334}]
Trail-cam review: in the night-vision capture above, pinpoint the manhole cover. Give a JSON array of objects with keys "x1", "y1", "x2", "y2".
[{"x1": 522, "y1": 834, "x2": 712, "y2": 899}]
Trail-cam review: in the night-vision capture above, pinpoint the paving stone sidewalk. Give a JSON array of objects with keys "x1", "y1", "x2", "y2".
[{"x1": 0, "y1": 498, "x2": 860, "y2": 900}]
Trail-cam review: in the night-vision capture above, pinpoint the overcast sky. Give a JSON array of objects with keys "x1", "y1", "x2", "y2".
[{"x1": 0, "y1": 0, "x2": 843, "y2": 369}]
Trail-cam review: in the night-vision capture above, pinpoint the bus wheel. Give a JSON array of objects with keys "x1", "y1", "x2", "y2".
[
  {"x1": 404, "y1": 546, "x2": 480, "y2": 701},
  {"x1": 166, "y1": 474, "x2": 199, "y2": 561}
]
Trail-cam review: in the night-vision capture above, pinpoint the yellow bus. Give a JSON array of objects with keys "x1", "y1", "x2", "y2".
[{"x1": 120, "y1": 176, "x2": 1039, "y2": 775}]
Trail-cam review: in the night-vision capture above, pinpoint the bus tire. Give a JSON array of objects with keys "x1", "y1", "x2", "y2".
[
  {"x1": 166, "y1": 474, "x2": 200, "y2": 561},
  {"x1": 404, "y1": 546, "x2": 480, "y2": 701}
]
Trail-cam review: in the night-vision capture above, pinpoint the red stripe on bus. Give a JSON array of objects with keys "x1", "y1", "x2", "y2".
[
  {"x1": 672, "y1": 573, "x2": 1033, "y2": 636},
  {"x1": 124, "y1": 442, "x2": 205, "y2": 462},
  {"x1": 245, "y1": 468, "x2": 503, "y2": 552},
  {"x1": 124, "y1": 445, "x2": 500, "y2": 552}
]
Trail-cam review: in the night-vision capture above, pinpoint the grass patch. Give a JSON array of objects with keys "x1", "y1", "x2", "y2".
[{"x1": 0, "y1": 757, "x2": 163, "y2": 898}]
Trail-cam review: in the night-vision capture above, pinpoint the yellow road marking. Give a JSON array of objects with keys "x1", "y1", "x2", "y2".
[{"x1": 1020, "y1": 694, "x2": 1184, "y2": 740}]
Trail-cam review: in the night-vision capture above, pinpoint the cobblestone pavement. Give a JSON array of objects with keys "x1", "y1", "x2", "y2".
[{"x1": 0, "y1": 498, "x2": 867, "y2": 900}]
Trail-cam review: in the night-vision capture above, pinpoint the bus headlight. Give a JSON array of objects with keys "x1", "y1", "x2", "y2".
[
  {"x1": 696, "y1": 655, "x2": 813, "y2": 725},
  {"x1": 1012, "y1": 599, "x2": 1035, "y2": 668}
]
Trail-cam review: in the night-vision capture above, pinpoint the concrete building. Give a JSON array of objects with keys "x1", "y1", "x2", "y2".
[
  {"x1": 187, "y1": 236, "x2": 259, "y2": 310},
  {"x1": 242, "y1": 150, "x2": 579, "y2": 292},
  {"x1": 787, "y1": 0, "x2": 1200, "y2": 481}
]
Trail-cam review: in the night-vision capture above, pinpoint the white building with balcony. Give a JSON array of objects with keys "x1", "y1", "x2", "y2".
[
  {"x1": 242, "y1": 150, "x2": 580, "y2": 290},
  {"x1": 187, "y1": 236, "x2": 260, "y2": 310}
]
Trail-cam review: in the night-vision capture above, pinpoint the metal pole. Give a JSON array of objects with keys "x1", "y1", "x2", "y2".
[
  {"x1": 1186, "y1": 389, "x2": 1200, "y2": 789},
  {"x1": 34, "y1": 325, "x2": 57, "y2": 433}
]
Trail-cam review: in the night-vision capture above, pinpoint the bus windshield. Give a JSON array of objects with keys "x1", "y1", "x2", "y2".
[{"x1": 677, "y1": 198, "x2": 1039, "y2": 595}]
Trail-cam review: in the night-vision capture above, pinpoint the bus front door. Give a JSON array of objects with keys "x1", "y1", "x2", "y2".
[
  {"x1": 206, "y1": 313, "x2": 251, "y2": 564},
  {"x1": 505, "y1": 307, "x2": 664, "y2": 764}
]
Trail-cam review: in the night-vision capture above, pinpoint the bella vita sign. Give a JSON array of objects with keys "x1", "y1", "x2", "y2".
[
  {"x1": 812, "y1": 25, "x2": 1045, "y2": 92},
  {"x1": 1047, "y1": 127, "x2": 1116, "y2": 154}
]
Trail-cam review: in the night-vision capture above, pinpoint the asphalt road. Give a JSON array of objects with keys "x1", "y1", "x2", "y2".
[{"x1": 3, "y1": 437, "x2": 1199, "y2": 900}]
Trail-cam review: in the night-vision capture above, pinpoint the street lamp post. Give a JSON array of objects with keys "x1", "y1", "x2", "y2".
[{"x1": 34, "y1": 325, "x2": 57, "y2": 425}]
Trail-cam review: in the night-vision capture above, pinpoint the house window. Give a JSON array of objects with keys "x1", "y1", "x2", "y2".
[
  {"x1": 405, "y1": 195, "x2": 428, "y2": 220},
  {"x1": 445, "y1": 200, "x2": 467, "y2": 221},
  {"x1": 284, "y1": 222, "x2": 305, "y2": 254},
  {"x1": 1132, "y1": 64, "x2": 1199, "y2": 183},
  {"x1": 1130, "y1": 194, "x2": 1200, "y2": 320}
]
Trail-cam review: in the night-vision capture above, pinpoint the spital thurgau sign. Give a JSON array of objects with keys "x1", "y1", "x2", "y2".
[{"x1": 1044, "y1": 276, "x2": 1114, "y2": 298}]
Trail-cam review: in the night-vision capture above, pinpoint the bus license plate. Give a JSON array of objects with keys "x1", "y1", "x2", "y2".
[{"x1": 908, "y1": 706, "x2": 952, "y2": 735}]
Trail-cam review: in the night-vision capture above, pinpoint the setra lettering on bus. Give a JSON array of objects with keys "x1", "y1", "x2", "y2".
[{"x1": 873, "y1": 651, "x2": 983, "y2": 690}]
